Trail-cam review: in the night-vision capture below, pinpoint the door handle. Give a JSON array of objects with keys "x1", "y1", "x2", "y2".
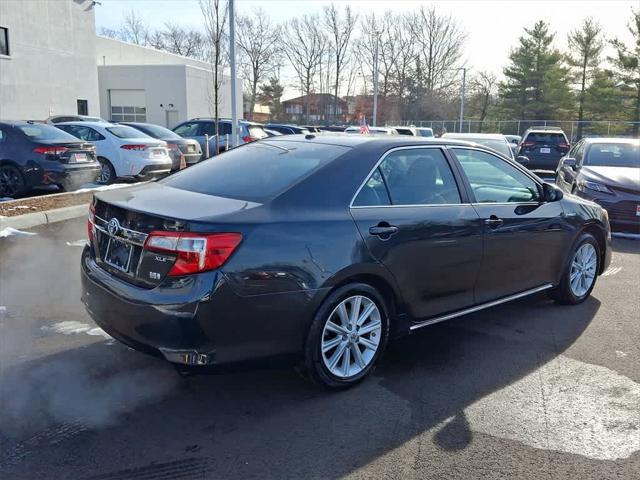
[
  {"x1": 369, "y1": 224, "x2": 398, "y2": 236},
  {"x1": 484, "y1": 216, "x2": 504, "y2": 228}
]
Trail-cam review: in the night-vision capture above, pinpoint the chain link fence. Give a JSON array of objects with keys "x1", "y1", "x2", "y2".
[{"x1": 398, "y1": 120, "x2": 639, "y2": 141}]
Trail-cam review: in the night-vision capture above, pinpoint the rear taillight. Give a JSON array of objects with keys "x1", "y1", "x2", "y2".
[
  {"x1": 558, "y1": 143, "x2": 570, "y2": 150},
  {"x1": 144, "y1": 231, "x2": 242, "y2": 276},
  {"x1": 88, "y1": 202, "x2": 95, "y2": 243},
  {"x1": 33, "y1": 146, "x2": 69, "y2": 155},
  {"x1": 242, "y1": 136, "x2": 257, "y2": 143},
  {"x1": 522, "y1": 141, "x2": 535, "y2": 149},
  {"x1": 120, "y1": 144, "x2": 147, "y2": 151}
]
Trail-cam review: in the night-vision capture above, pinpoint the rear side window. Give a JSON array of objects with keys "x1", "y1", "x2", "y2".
[
  {"x1": 173, "y1": 122, "x2": 201, "y2": 137},
  {"x1": 17, "y1": 124, "x2": 78, "y2": 142},
  {"x1": 526, "y1": 132, "x2": 566, "y2": 144},
  {"x1": 161, "y1": 140, "x2": 349, "y2": 202},
  {"x1": 354, "y1": 148, "x2": 461, "y2": 206},
  {"x1": 63, "y1": 125, "x2": 105, "y2": 141}
]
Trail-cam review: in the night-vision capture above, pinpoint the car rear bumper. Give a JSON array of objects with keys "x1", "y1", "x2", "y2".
[
  {"x1": 80, "y1": 247, "x2": 320, "y2": 366},
  {"x1": 44, "y1": 162, "x2": 101, "y2": 190},
  {"x1": 135, "y1": 162, "x2": 172, "y2": 179}
]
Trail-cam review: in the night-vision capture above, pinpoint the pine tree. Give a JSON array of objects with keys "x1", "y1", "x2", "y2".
[
  {"x1": 499, "y1": 21, "x2": 573, "y2": 120},
  {"x1": 609, "y1": 9, "x2": 640, "y2": 137},
  {"x1": 566, "y1": 18, "x2": 604, "y2": 139},
  {"x1": 256, "y1": 77, "x2": 285, "y2": 121}
]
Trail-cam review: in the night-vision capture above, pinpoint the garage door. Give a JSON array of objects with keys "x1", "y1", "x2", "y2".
[{"x1": 109, "y1": 89, "x2": 146, "y2": 122}]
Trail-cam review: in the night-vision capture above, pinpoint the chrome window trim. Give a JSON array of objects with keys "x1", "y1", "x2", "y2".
[{"x1": 349, "y1": 145, "x2": 463, "y2": 209}]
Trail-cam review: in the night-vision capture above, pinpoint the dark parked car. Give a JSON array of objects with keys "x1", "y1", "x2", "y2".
[
  {"x1": 518, "y1": 126, "x2": 570, "y2": 171},
  {"x1": 82, "y1": 135, "x2": 611, "y2": 388},
  {"x1": 120, "y1": 122, "x2": 202, "y2": 170},
  {"x1": 172, "y1": 118, "x2": 268, "y2": 158},
  {"x1": 556, "y1": 137, "x2": 640, "y2": 233},
  {"x1": 264, "y1": 124, "x2": 310, "y2": 135},
  {"x1": 0, "y1": 121, "x2": 100, "y2": 197}
]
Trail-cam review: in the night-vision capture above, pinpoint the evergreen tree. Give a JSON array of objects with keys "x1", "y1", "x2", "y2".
[
  {"x1": 256, "y1": 77, "x2": 284, "y2": 121},
  {"x1": 566, "y1": 18, "x2": 604, "y2": 139},
  {"x1": 609, "y1": 9, "x2": 640, "y2": 137},
  {"x1": 499, "y1": 21, "x2": 573, "y2": 120}
]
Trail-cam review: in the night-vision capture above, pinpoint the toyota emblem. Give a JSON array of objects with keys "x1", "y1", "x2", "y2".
[{"x1": 107, "y1": 218, "x2": 121, "y2": 236}]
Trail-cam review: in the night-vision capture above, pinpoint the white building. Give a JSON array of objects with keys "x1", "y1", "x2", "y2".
[{"x1": 0, "y1": 0, "x2": 240, "y2": 127}]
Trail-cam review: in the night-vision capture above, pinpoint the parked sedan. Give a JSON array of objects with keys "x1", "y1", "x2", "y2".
[
  {"x1": 119, "y1": 122, "x2": 202, "y2": 170},
  {"x1": 82, "y1": 135, "x2": 610, "y2": 388},
  {"x1": 173, "y1": 119, "x2": 268, "y2": 158},
  {"x1": 556, "y1": 137, "x2": 640, "y2": 233},
  {"x1": 344, "y1": 126, "x2": 398, "y2": 135},
  {"x1": 56, "y1": 122, "x2": 172, "y2": 184},
  {"x1": 0, "y1": 121, "x2": 100, "y2": 197},
  {"x1": 442, "y1": 133, "x2": 516, "y2": 160},
  {"x1": 264, "y1": 124, "x2": 310, "y2": 135}
]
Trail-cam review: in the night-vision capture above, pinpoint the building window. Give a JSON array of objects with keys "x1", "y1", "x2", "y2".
[
  {"x1": 0, "y1": 27, "x2": 9, "y2": 56},
  {"x1": 77, "y1": 99, "x2": 88, "y2": 116},
  {"x1": 111, "y1": 106, "x2": 146, "y2": 123}
]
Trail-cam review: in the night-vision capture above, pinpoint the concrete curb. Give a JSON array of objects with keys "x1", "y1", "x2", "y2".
[{"x1": 0, "y1": 204, "x2": 89, "y2": 231}]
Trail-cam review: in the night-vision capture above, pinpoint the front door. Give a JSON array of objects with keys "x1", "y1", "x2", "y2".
[
  {"x1": 450, "y1": 147, "x2": 567, "y2": 303},
  {"x1": 350, "y1": 146, "x2": 483, "y2": 320}
]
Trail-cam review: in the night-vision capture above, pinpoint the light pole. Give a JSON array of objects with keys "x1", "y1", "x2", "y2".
[
  {"x1": 229, "y1": 0, "x2": 238, "y2": 147},
  {"x1": 372, "y1": 31, "x2": 381, "y2": 127},
  {"x1": 459, "y1": 67, "x2": 466, "y2": 133}
]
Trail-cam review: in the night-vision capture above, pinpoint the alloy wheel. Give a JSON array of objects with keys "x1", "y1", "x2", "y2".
[
  {"x1": 0, "y1": 165, "x2": 24, "y2": 197},
  {"x1": 98, "y1": 161, "x2": 111, "y2": 184},
  {"x1": 569, "y1": 243, "x2": 597, "y2": 298},
  {"x1": 321, "y1": 295, "x2": 382, "y2": 379}
]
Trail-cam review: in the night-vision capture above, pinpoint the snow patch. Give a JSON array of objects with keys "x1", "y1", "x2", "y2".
[
  {"x1": 41, "y1": 321, "x2": 113, "y2": 343},
  {"x1": 66, "y1": 239, "x2": 88, "y2": 247},
  {"x1": 0, "y1": 227, "x2": 37, "y2": 238}
]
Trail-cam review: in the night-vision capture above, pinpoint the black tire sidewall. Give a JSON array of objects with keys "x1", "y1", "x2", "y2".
[
  {"x1": 97, "y1": 157, "x2": 115, "y2": 185},
  {"x1": 556, "y1": 232, "x2": 600, "y2": 305},
  {"x1": 0, "y1": 164, "x2": 26, "y2": 197},
  {"x1": 304, "y1": 283, "x2": 390, "y2": 389}
]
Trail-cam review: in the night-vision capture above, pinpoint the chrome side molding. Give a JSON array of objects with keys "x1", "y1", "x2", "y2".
[{"x1": 409, "y1": 284, "x2": 554, "y2": 331}]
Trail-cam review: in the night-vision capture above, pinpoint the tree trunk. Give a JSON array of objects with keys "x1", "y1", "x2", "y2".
[{"x1": 576, "y1": 55, "x2": 588, "y2": 140}]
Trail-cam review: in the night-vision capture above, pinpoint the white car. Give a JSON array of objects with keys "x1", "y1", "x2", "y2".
[
  {"x1": 55, "y1": 122, "x2": 172, "y2": 184},
  {"x1": 344, "y1": 126, "x2": 398, "y2": 135}
]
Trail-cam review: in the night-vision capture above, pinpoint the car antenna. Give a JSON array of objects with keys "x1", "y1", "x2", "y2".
[{"x1": 305, "y1": 134, "x2": 315, "y2": 140}]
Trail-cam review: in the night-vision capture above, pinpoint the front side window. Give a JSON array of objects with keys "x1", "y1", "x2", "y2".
[
  {"x1": 0, "y1": 27, "x2": 8, "y2": 56},
  {"x1": 106, "y1": 126, "x2": 149, "y2": 139},
  {"x1": 453, "y1": 148, "x2": 540, "y2": 203},
  {"x1": 354, "y1": 148, "x2": 461, "y2": 206},
  {"x1": 65, "y1": 126, "x2": 104, "y2": 142}
]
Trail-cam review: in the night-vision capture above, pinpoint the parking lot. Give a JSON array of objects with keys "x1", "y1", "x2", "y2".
[{"x1": 0, "y1": 217, "x2": 638, "y2": 479}]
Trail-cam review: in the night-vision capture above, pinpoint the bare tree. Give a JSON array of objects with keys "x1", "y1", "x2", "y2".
[
  {"x1": 408, "y1": 7, "x2": 467, "y2": 102},
  {"x1": 567, "y1": 18, "x2": 604, "y2": 139},
  {"x1": 200, "y1": 0, "x2": 228, "y2": 153},
  {"x1": 237, "y1": 9, "x2": 281, "y2": 120},
  {"x1": 323, "y1": 4, "x2": 358, "y2": 122},
  {"x1": 121, "y1": 10, "x2": 149, "y2": 45},
  {"x1": 161, "y1": 23, "x2": 208, "y2": 60},
  {"x1": 283, "y1": 14, "x2": 327, "y2": 123},
  {"x1": 468, "y1": 71, "x2": 497, "y2": 132}
]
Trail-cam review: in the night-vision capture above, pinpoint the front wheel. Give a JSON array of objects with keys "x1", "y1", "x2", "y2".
[
  {"x1": 304, "y1": 283, "x2": 389, "y2": 389},
  {"x1": 551, "y1": 233, "x2": 600, "y2": 305}
]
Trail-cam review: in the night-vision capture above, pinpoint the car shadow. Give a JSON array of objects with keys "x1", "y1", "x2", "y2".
[
  {"x1": 0, "y1": 294, "x2": 600, "y2": 479},
  {"x1": 611, "y1": 237, "x2": 640, "y2": 254}
]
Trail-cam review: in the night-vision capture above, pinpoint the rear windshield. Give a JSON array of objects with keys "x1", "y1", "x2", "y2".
[
  {"x1": 135, "y1": 124, "x2": 181, "y2": 139},
  {"x1": 417, "y1": 129, "x2": 434, "y2": 137},
  {"x1": 248, "y1": 125, "x2": 268, "y2": 139},
  {"x1": 526, "y1": 132, "x2": 566, "y2": 144},
  {"x1": 584, "y1": 143, "x2": 640, "y2": 167},
  {"x1": 17, "y1": 124, "x2": 79, "y2": 142},
  {"x1": 106, "y1": 126, "x2": 150, "y2": 139},
  {"x1": 470, "y1": 138, "x2": 512, "y2": 158},
  {"x1": 161, "y1": 140, "x2": 349, "y2": 202}
]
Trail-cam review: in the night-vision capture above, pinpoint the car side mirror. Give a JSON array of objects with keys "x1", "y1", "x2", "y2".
[
  {"x1": 563, "y1": 157, "x2": 577, "y2": 170},
  {"x1": 516, "y1": 155, "x2": 529, "y2": 165},
  {"x1": 542, "y1": 182, "x2": 563, "y2": 202}
]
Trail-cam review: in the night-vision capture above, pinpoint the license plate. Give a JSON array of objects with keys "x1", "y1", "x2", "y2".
[
  {"x1": 636, "y1": 205, "x2": 640, "y2": 217},
  {"x1": 540, "y1": 148, "x2": 551, "y2": 154},
  {"x1": 151, "y1": 149, "x2": 165, "y2": 158},
  {"x1": 73, "y1": 153, "x2": 88, "y2": 162},
  {"x1": 104, "y1": 237, "x2": 132, "y2": 272}
]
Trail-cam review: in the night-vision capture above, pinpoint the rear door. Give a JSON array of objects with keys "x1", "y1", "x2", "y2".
[
  {"x1": 450, "y1": 147, "x2": 566, "y2": 303},
  {"x1": 350, "y1": 146, "x2": 483, "y2": 320}
]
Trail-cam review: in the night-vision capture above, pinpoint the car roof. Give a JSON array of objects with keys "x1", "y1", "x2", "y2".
[
  {"x1": 56, "y1": 121, "x2": 117, "y2": 128},
  {"x1": 443, "y1": 133, "x2": 507, "y2": 140},
  {"x1": 261, "y1": 133, "x2": 478, "y2": 149},
  {"x1": 582, "y1": 137, "x2": 639, "y2": 145}
]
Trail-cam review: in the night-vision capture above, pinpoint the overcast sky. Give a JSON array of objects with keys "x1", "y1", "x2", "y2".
[{"x1": 95, "y1": 0, "x2": 637, "y2": 98}]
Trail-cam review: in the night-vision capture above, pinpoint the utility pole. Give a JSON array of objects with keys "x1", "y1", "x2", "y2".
[
  {"x1": 372, "y1": 33, "x2": 379, "y2": 127},
  {"x1": 459, "y1": 67, "x2": 466, "y2": 133},
  {"x1": 229, "y1": 0, "x2": 238, "y2": 147}
]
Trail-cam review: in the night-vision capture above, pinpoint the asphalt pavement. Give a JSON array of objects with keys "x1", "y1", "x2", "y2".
[{"x1": 0, "y1": 218, "x2": 638, "y2": 479}]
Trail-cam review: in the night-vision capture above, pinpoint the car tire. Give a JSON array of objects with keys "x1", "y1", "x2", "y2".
[
  {"x1": 97, "y1": 157, "x2": 116, "y2": 185},
  {"x1": 550, "y1": 232, "x2": 600, "y2": 305},
  {"x1": 303, "y1": 283, "x2": 389, "y2": 389},
  {"x1": 0, "y1": 164, "x2": 26, "y2": 198}
]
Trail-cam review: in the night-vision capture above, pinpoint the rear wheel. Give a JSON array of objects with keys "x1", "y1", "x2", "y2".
[
  {"x1": 551, "y1": 233, "x2": 600, "y2": 305},
  {"x1": 97, "y1": 157, "x2": 116, "y2": 185},
  {"x1": 0, "y1": 164, "x2": 26, "y2": 197},
  {"x1": 304, "y1": 283, "x2": 389, "y2": 389}
]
